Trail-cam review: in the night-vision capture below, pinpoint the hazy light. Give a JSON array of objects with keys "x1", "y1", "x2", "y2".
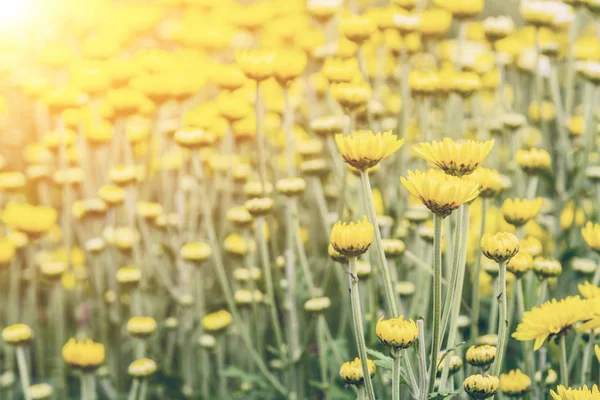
[{"x1": 0, "y1": 0, "x2": 34, "y2": 30}]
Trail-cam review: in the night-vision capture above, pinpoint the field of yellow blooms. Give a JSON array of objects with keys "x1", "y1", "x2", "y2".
[{"x1": 4, "y1": 0, "x2": 600, "y2": 398}]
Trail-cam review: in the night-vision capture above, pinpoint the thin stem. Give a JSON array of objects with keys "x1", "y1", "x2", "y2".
[
  {"x1": 492, "y1": 260, "x2": 508, "y2": 377},
  {"x1": 256, "y1": 216, "x2": 286, "y2": 355},
  {"x1": 317, "y1": 316, "x2": 329, "y2": 391},
  {"x1": 417, "y1": 320, "x2": 428, "y2": 400},
  {"x1": 471, "y1": 198, "x2": 488, "y2": 341},
  {"x1": 138, "y1": 379, "x2": 148, "y2": 400},
  {"x1": 560, "y1": 335, "x2": 569, "y2": 387},
  {"x1": 360, "y1": 170, "x2": 398, "y2": 317},
  {"x1": 284, "y1": 196, "x2": 300, "y2": 398},
  {"x1": 517, "y1": 279, "x2": 535, "y2": 382},
  {"x1": 217, "y1": 336, "x2": 227, "y2": 399},
  {"x1": 581, "y1": 331, "x2": 595, "y2": 386},
  {"x1": 127, "y1": 379, "x2": 139, "y2": 400},
  {"x1": 392, "y1": 351, "x2": 402, "y2": 400},
  {"x1": 348, "y1": 257, "x2": 376, "y2": 400},
  {"x1": 428, "y1": 214, "x2": 443, "y2": 393},
  {"x1": 15, "y1": 346, "x2": 31, "y2": 400}
]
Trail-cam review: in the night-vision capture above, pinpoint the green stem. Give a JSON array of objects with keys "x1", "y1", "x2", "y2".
[
  {"x1": 392, "y1": 351, "x2": 402, "y2": 400},
  {"x1": 517, "y1": 279, "x2": 535, "y2": 382},
  {"x1": 428, "y1": 214, "x2": 443, "y2": 393},
  {"x1": 127, "y1": 379, "x2": 139, "y2": 400},
  {"x1": 348, "y1": 257, "x2": 376, "y2": 400},
  {"x1": 416, "y1": 320, "x2": 428, "y2": 400},
  {"x1": 138, "y1": 379, "x2": 148, "y2": 400},
  {"x1": 560, "y1": 335, "x2": 568, "y2": 387},
  {"x1": 360, "y1": 170, "x2": 398, "y2": 317},
  {"x1": 190, "y1": 152, "x2": 287, "y2": 396},
  {"x1": 217, "y1": 336, "x2": 227, "y2": 399},
  {"x1": 15, "y1": 346, "x2": 31, "y2": 400},
  {"x1": 492, "y1": 260, "x2": 508, "y2": 377},
  {"x1": 581, "y1": 331, "x2": 594, "y2": 386},
  {"x1": 256, "y1": 216, "x2": 286, "y2": 356},
  {"x1": 284, "y1": 197, "x2": 300, "y2": 398},
  {"x1": 471, "y1": 198, "x2": 487, "y2": 341}
]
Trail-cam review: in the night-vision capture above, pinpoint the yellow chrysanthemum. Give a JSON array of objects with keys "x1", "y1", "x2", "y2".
[
  {"x1": 516, "y1": 148, "x2": 552, "y2": 175},
  {"x1": 463, "y1": 374, "x2": 499, "y2": 399},
  {"x1": 481, "y1": 232, "x2": 519, "y2": 263},
  {"x1": 499, "y1": 369, "x2": 532, "y2": 397},
  {"x1": 582, "y1": 222, "x2": 600, "y2": 252},
  {"x1": 330, "y1": 216, "x2": 374, "y2": 257},
  {"x1": 413, "y1": 138, "x2": 494, "y2": 177},
  {"x1": 401, "y1": 169, "x2": 480, "y2": 217},
  {"x1": 501, "y1": 198, "x2": 542, "y2": 227},
  {"x1": 62, "y1": 338, "x2": 105, "y2": 369},
  {"x1": 375, "y1": 316, "x2": 419, "y2": 349},
  {"x1": 579, "y1": 281, "x2": 600, "y2": 299},
  {"x1": 339, "y1": 358, "x2": 376, "y2": 385},
  {"x1": 202, "y1": 309, "x2": 232, "y2": 333},
  {"x1": 466, "y1": 168, "x2": 503, "y2": 198},
  {"x1": 512, "y1": 296, "x2": 590, "y2": 350},
  {"x1": 550, "y1": 385, "x2": 600, "y2": 400},
  {"x1": 335, "y1": 131, "x2": 404, "y2": 171}
]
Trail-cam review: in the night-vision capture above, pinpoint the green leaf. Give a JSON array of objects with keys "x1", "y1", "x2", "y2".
[
  {"x1": 366, "y1": 348, "x2": 391, "y2": 361},
  {"x1": 373, "y1": 358, "x2": 393, "y2": 370},
  {"x1": 428, "y1": 389, "x2": 462, "y2": 400}
]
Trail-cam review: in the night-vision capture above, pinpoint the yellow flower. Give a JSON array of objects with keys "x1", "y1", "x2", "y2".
[
  {"x1": 116, "y1": 266, "x2": 142, "y2": 287},
  {"x1": 335, "y1": 130, "x2": 404, "y2": 170},
  {"x1": 304, "y1": 296, "x2": 332, "y2": 313},
  {"x1": 202, "y1": 309, "x2": 232, "y2": 333},
  {"x1": 235, "y1": 49, "x2": 275, "y2": 82},
  {"x1": 483, "y1": 16, "x2": 515, "y2": 42},
  {"x1": 322, "y1": 57, "x2": 360, "y2": 83},
  {"x1": 2, "y1": 324, "x2": 33, "y2": 345},
  {"x1": 128, "y1": 358, "x2": 157, "y2": 377},
  {"x1": 560, "y1": 201, "x2": 585, "y2": 231},
  {"x1": 331, "y1": 81, "x2": 372, "y2": 110},
  {"x1": 501, "y1": 198, "x2": 542, "y2": 227},
  {"x1": 413, "y1": 138, "x2": 494, "y2": 177},
  {"x1": 419, "y1": 8, "x2": 452, "y2": 39},
  {"x1": 409, "y1": 70, "x2": 439, "y2": 96},
  {"x1": 62, "y1": 338, "x2": 105, "y2": 369},
  {"x1": 330, "y1": 216, "x2": 374, "y2": 257},
  {"x1": 507, "y1": 251, "x2": 533, "y2": 278},
  {"x1": 516, "y1": 148, "x2": 551, "y2": 174},
  {"x1": 582, "y1": 222, "x2": 600, "y2": 252},
  {"x1": 273, "y1": 50, "x2": 307, "y2": 87},
  {"x1": 276, "y1": 178, "x2": 307, "y2": 197},
  {"x1": 306, "y1": 0, "x2": 340, "y2": 23},
  {"x1": 401, "y1": 169, "x2": 480, "y2": 217},
  {"x1": 481, "y1": 232, "x2": 519, "y2": 263},
  {"x1": 579, "y1": 281, "x2": 600, "y2": 299},
  {"x1": 127, "y1": 317, "x2": 157, "y2": 338},
  {"x1": 463, "y1": 374, "x2": 499, "y2": 399},
  {"x1": 375, "y1": 316, "x2": 419, "y2": 349},
  {"x1": 465, "y1": 345, "x2": 496, "y2": 367},
  {"x1": 212, "y1": 65, "x2": 247, "y2": 92},
  {"x1": 550, "y1": 385, "x2": 600, "y2": 400},
  {"x1": 27, "y1": 383, "x2": 53, "y2": 399},
  {"x1": 340, "y1": 14, "x2": 376, "y2": 44},
  {"x1": 465, "y1": 168, "x2": 503, "y2": 198},
  {"x1": 500, "y1": 369, "x2": 532, "y2": 397},
  {"x1": 434, "y1": 0, "x2": 483, "y2": 20},
  {"x1": 512, "y1": 296, "x2": 589, "y2": 350},
  {"x1": 173, "y1": 129, "x2": 215, "y2": 150},
  {"x1": 180, "y1": 242, "x2": 212, "y2": 263},
  {"x1": 0, "y1": 172, "x2": 26, "y2": 192},
  {"x1": 339, "y1": 358, "x2": 376, "y2": 385},
  {"x1": 1, "y1": 203, "x2": 58, "y2": 238},
  {"x1": 224, "y1": 233, "x2": 255, "y2": 256}
]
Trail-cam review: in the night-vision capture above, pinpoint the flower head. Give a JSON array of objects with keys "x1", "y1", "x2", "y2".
[
  {"x1": 501, "y1": 198, "x2": 542, "y2": 227},
  {"x1": 375, "y1": 316, "x2": 418, "y2": 349},
  {"x1": 62, "y1": 338, "x2": 105, "y2": 370},
  {"x1": 235, "y1": 49, "x2": 275, "y2": 82},
  {"x1": 1, "y1": 203, "x2": 57, "y2": 238},
  {"x1": 466, "y1": 168, "x2": 503, "y2": 198},
  {"x1": 533, "y1": 257, "x2": 562, "y2": 279},
  {"x1": 180, "y1": 242, "x2": 212, "y2": 263},
  {"x1": 339, "y1": 358, "x2": 376, "y2": 385},
  {"x1": 512, "y1": 296, "x2": 589, "y2": 350},
  {"x1": 335, "y1": 131, "x2": 404, "y2": 170},
  {"x1": 550, "y1": 385, "x2": 600, "y2": 400},
  {"x1": 579, "y1": 281, "x2": 600, "y2": 299},
  {"x1": 2, "y1": 324, "x2": 33, "y2": 345},
  {"x1": 435, "y1": 0, "x2": 484, "y2": 20},
  {"x1": 465, "y1": 345, "x2": 496, "y2": 367},
  {"x1": 516, "y1": 148, "x2": 551, "y2": 175},
  {"x1": 330, "y1": 217, "x2": 374, "y2": 257},
  {"x1": 202, "y1": 309, "x2": 232, "y2": 333},
  {"x1": 481, "y1": 232, "x2": 519, "y2": 263},
  {"x1": 582, "y1": 222, "x2": 600, "y2": 253},
  {"x1": 500, "y1": 369, "x2": 532, "y2": 397},
  {"x1": 128, "y1": 358, "x2": 157, "y2": 378},
  {"x1": 127, "y1": 317, "x2": 157, "y2": 338},
  {"x1": 507, "y1": 251, "x2": 533, "y2": 278},
  {"x1": 340, "y1": 14, "x2": 376, "y2": 43},
  {"x1": 464, "y1": 374, "x2": 499, "y2": 399},
  {"x1": 401, "y1": 169, "x2": 480, "y2": 217},
  {"x1": 413, "y1": 138, "x2": 494, "y2": 177}
]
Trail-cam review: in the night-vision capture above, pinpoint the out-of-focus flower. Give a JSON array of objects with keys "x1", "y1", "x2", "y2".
[
  {"x1": 202, "y1": 309, "x2": 232, "y2": 333},
  {"x1": 62, "y1": 338, "x2": 105, "y2": 369},
  {"x1": 501, "y1": 198, "x2": 542, "y2": 227},
  {"x1": 128, "y1": 358, "x2": 157, "y2": 377},
  {"x1": 516, "y1": 148, "x2": 551, "y2": 175},
  {"x1": 582, "y1": 222, "x2": 600, "y2": 252},
  {"x1": 499, "y1": 369, "x2": 532, "y2": 397},
  {"x1": 235, "y1": 50, "x2": 275, "y2": 82},
  {"x1": 2, "y1": 324, "x2": 33, "y2": 345},
  {"x1": 339, "y1": 358, "x2": 376, "y2": 385}
]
